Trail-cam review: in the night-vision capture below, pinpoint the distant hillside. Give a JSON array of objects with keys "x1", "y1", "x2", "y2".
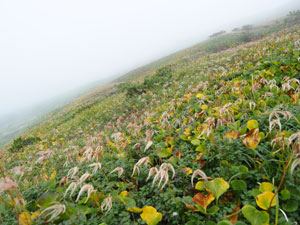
[{"x1": 0, "y1": 77, "x2": 114, "y2": 149}]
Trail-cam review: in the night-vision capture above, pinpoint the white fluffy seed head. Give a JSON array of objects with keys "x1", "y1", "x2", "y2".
[
  {"x1": 110, "y1": 166, "x2": 124, "y2": 178},
  {"x1": 191, "y1": 169, "x2": 208, "y2": 186},
  {"x1": 290, "y1": 157, "x2": 300, "y2": 175}
]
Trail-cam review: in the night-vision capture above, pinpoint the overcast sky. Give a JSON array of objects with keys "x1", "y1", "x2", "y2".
[{"x1": 0, "y1": 0, "x2": 298, "y2": 117}]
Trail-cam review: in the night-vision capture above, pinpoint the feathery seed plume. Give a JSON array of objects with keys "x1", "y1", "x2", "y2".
[
  {"x1": 110, "y1": 166, "x2": 124, "y2": 178},
  {"x1": 41, "y1": 202, "x2": 66, "y2": 222},
  {"x1": 191, "y1": 169, "x2": 208, "y2": 186},
  {"x1": 76, "y1": 184, "x2": 95, "y2": 203}
]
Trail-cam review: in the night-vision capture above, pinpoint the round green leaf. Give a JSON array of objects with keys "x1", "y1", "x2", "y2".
[
  {"x1": 156, "y1": 148, "x2": 172, "y2": 158},
  {"x1": 205, "y1": 178, "x2": 230, "y2": 202},
  {"x1": 239, "y1": 165, "x2": 248, "y2": 173},
  {"x1": 280, "y1": 189, "x2": 290, "y2": 200},
  {"x1": 282, "y1": 200, "x2": 298, "y2": 212},
  {"x1": 217, "y1": 220, "x2": 232, "y2": 225},
  {"x1": 235, "y1": 222, "x2": 247, "y2": 225},
  {"x1": 191, "y1": 139, "x2": 200, "y2": 146},
  {"x1": 206, "y1": 221, "x2": 217, "y2": 225},
  {"x1": 231, "y1": 180, "x2": 247, "y2": 191},
  {"x1": 242, "y1": 205, "x2": 269, "y2": 225}
]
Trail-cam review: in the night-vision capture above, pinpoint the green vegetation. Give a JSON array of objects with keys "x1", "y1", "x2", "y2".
[
  {"x1": 1, "y1": 12, "x2": 300, "y2": 225},
  {"x1": 8, "y1": 136, "x2": 41, "y2": 153},
  {"x1": 119, "y1": 65, "x2": 174, "y2": 97}
]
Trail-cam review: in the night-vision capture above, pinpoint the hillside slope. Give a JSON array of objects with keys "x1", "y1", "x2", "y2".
[{"x1": 1, "y1": 18, "x2": 300, "y2": 225}]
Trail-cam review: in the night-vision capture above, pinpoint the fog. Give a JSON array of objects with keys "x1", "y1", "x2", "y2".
[{"x1": 0, "y1": 0, "x2": 299, "y2": 118}]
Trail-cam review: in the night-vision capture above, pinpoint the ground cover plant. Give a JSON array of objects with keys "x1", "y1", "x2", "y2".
[{"x1": 1, "y1": 17, "x2": 300, "y2": 225}]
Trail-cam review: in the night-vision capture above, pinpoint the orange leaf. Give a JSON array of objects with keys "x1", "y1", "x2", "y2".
[
  {"x1": 227, "y1": 205, "x2": 240, "y2": 224},
  {"x1": 192, "y1": 192, "x2": 215, "y2": 212},
  {"x1": 175, "y1": 150, "x2": 182, "y2": 158},
  {"x1": 182, "y1": 167, "x2": 193, "y2": 176},
  {"x1": 243, "y1": 128, "x2": 261, "y2": 149},
  {"x1": 185, "y1": 203, "x2": 198, "y2": 212},
  {"x1": 224, "y1": 131, "x2": 240, "y2": 139}
]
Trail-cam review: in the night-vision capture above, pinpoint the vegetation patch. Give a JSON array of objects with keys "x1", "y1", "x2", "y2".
[{"x1": 1, "y1": 12, "x2": 300, "y2": 225}]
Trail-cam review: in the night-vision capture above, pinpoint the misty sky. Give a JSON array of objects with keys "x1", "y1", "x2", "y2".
[{"x1": 0, "y1": 0, "x2": 297, "y2": 117}]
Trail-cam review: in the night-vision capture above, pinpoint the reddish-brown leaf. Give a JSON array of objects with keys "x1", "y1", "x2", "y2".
[
  {"x1": 226, "y1": 205, "x2": 240, "y2": 224},
  {"x1": 192, "y1": 192, "x2": 215, "y2": 212}
]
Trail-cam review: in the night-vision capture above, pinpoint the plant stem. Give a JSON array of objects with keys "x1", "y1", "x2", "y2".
[{"x1": 267, "y1": 147, "x2": 296, "y2": 212}]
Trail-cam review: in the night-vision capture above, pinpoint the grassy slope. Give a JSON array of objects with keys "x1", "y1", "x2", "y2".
[{"x1": 1, "y1": 14, "x2": 300, "y2": 225}]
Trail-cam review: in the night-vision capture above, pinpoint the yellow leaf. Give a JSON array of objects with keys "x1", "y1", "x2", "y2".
[
  {"x1": 182, "y1": 167, "x2": 193, "y2": 176},
  {"x1": 224, "y1": 131, "x2": 240, "y2": 139},
  {"x1": 140, "y1": 206, "x2": 162, "y2": 225},
  {"x1": 192, "y1": 192, "x2": 215, "y2": 212},
  {"x1": 119, "y1": 191, "x2": 128, "y2": 198},
  {"x1": 247, "y1": 120, "x2": 259, "y2": 130},
  {"x1": 256, "y1": 191, "x2": 276, "y2": 210},
  {"x1": 19, "y1": 212, "x2": 31, "y2": 225},
  {"x1": 195, "y1": 181, "x2": 205, "y2": 191},
  {"x1": 50, "y1": 171, "x2": 56, "y2": 181},
  {"x1": 196, "y1": 93, "x2": 205, "y2": 99},
  {"x1": 243, "y1": 136, "x2": 261, "y2": 149},
  {"x1": 127, "y1": 207, "x2": 143, "y2": 213},
  {"x1": 243, "y1": 129, "x2": 261, "y2": 149},
  {"x1": 201, "y1": 105, "x2": 208, "y2": 110},
  {"x1": 259, "y1": 182, "x2": 274, "y2": 192},
  {"x1": 42, "y1": 174, "x2": 48, "y2": 181},
  {"x1": 31, "y1": 212, "x2": 40, "y2": 220}
]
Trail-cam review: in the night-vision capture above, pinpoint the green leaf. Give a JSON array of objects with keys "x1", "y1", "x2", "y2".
[
  {"x1": 168, "y1": 156, "x2": 179, "y2": 165},
  {"x1": 235, "y1": 222, "x2": 247, "y2": 225},
  {"x1": 154, "y1": 135, "x2": 163, "y2": 142},
  {"x1": 217, "y1": 220, "x2": 232, "y2": 225},
  {"x1": 195, "y1": 144, "x2": 206, "y2": 152},
  {"x1": 242, "y1": 205, "x2": 269, "y2": 225},
  {"x1": 280, "y1": 189, "x2": 290, "y2": 200},
  {"x1": 251, "y1": 189, "x2": 260, "y2": 198},
  {"x1": 206, "y1": 221, "x2": 217, "y2": 225},
  {"x1": 208, "y1": 205, "x2": 219, "y2": 215},
  {"x1": 205, "y1": 178, "x2": 230, "y2": 202},
  {"x1": 231, "y1": 180, "x2": 247, "y2": 191},
  {"x1": 282, "y1": 200, "x2": 298, "y2": 212},
  {"x1": 38, "y1": 191, "x2": 58, "y2": 208},
  {"x1": 195, "y1": 204, "x2": 206, "y2": 214},
  {"x1": 156, "y1": 148, "x2": 172, "y2": 158},
  {"x1": 239, "y1": 165, "x2": 248, "y2": 173},
  {"x1": 191, "y1": 139, "x2": 200, "y2": 146}
]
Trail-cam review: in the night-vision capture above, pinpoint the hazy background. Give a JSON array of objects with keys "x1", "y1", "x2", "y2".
[{"x1": 1, "y1": 0, "x2": 300, "y2": 118}]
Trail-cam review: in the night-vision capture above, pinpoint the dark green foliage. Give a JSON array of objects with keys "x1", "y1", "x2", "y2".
[
  {"x1": 8, "y1": 136, "x2": 41, "y2": 153},
  {"x1": 124, "y1": 65, "x2": 173, "y2": 97}
]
